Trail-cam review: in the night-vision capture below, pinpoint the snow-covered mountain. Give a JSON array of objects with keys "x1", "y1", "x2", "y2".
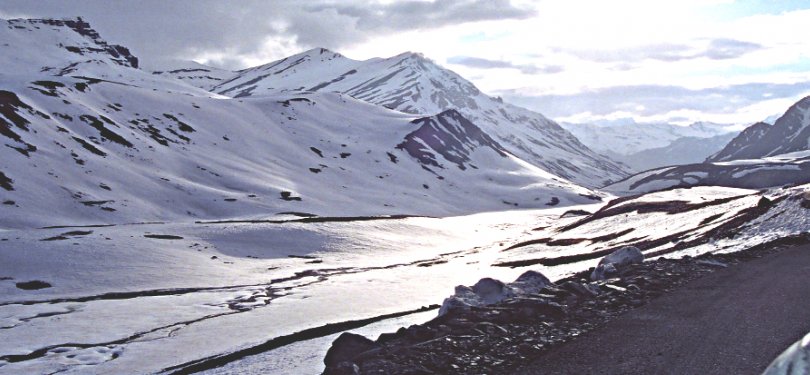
[
  {"x1": 561, "y1": 120, "x2": 739, "y2": 158},
  {"x1": 0, "y1": 18, "x2": 606, "y2": 229},
  {"x1": 707, "y1": 96, "x2": 810, "y2": 162},
  {"x1": 208, "y1": 48, "x2": 629, "y2": 187},
  {"x1": 616, "y1": 133, "x2": 737, "y2": 172}
]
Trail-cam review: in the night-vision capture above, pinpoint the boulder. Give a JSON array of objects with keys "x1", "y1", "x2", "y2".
[
  {"x1": 510, "y1": 270, "x2": 551, "y2": 294},
  {"x1": 591, "y1": 246, "x2": 644, "y2": 281},
  {"x1": 324, "y1": 332, "x2": 378, "y2": 369},
  {"x1": 472, "y1": 277, "x2": 512, "y2": 304}
]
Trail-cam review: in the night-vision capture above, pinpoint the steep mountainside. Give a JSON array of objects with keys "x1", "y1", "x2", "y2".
[
  {"x1": 0, "y1": 18, "x2": 604, "y2": 228},
  {"x1": 211, "y1": 48, "x2": 629, "y2": 187},
  {"x1": 707, "y1": 97, "x2": 810, "y2": 162},
  {"x1": 706, "y1": 122, "x2": 771, "y2": 162}
]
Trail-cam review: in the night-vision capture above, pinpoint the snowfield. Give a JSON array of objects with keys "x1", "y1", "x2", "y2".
[{"x1": 3, "y1": 184, "x2": 810, "y2": 374}]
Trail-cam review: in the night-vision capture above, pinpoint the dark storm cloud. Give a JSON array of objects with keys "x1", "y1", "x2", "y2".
[
  {"x1": 559, "y1": 38, "x2": 764, "y2": 63},
  {"x1": 500, "y1": 82, "x2": 810, "y2": 119},
  {"x1": 0, "y1": 0, "x2": 534, "y2": 69},
  {"x1": 447, "y1": 56, "x2": 563, "y2": 74}
]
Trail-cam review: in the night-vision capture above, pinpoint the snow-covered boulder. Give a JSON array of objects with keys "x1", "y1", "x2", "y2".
[
  {"x1": 591, "y1": 246, "x2": 644, "y2": 281},
  {"x1": 762, "y1": 331, "x2": 810, "y2": 375},
  {"x1": 510, "y1": 270, "x2": 552, "y2": 295},
  {"x1": 472, "y1": 278, "x2": 513, "y2": 304},
  {"x1": 438, "y1": 271, "x2": 551, "y2": 316}
]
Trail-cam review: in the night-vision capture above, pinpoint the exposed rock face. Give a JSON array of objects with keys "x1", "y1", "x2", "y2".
[{"x1": 396, "y1": 109, "x2": 507, "y2": 171}]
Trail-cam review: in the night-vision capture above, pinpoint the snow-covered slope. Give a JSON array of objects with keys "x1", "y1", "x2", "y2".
[
  {"x1": 149, "y1": 60, "x2": 234, "y2": 90},
  {"x1": 617, "y1": 133, "x2": 737, "y2": 172},
  {"x1": 707, "y1": 96, "x2": 810, "y2": 162},
  {"x1": 0, "y1": 18, "x2": 604, "y2": 229},
  {"x1": 211, "y1": 48, "x2": 629, "y2": 187},
  {"x1": 561, "y1": 120, "x2": 739, "y2": 157},
  {"x1": 605, "y1": 151, "x2": 810, "y2": 195}
]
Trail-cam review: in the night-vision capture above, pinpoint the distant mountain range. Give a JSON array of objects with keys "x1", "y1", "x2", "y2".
[{"x1": 561, "y1": 120, "x2": 741, "y2": 172}]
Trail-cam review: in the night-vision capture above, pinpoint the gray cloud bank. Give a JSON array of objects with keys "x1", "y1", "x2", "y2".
[
  {"x1": 558, "y1": 38, "x2": 763, "y2": 64},
  {"x1": 0, "y1": 0, "x2": 534, "y2": 69}
]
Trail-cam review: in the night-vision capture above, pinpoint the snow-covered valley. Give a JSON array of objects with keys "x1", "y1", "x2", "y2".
[{"x1": 3, "y1": 15, "x2": 810, "y2": 375}]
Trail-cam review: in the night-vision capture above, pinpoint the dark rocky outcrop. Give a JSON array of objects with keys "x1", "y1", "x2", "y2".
[{"x1": 396, "y1": 109, "x2": 507, "y2": 171}]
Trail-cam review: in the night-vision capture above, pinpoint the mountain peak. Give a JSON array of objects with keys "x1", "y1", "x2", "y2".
[{"x1": 300, "y1": 47, "x2": 343, "y2": 58}]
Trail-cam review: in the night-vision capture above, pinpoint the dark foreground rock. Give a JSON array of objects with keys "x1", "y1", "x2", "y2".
[{"x1": 322, "y1": 235, "x2": 810, "y2": 374}]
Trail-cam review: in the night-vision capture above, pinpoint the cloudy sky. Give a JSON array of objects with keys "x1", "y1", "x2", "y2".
[{"x1": 2, "y1": 0, "x2": 810, "y2": 126}]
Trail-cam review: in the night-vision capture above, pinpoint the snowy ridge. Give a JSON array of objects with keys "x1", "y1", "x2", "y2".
[
  {"x1": 211, "y1": 48, "x2": 630, "y2": 187},
  {"x1": 150, "y1": 60, "x2": 235, "y2": 90}
]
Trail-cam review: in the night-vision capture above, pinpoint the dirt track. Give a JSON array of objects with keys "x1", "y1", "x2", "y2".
[{"x1": 517, "y1": 244, "x2": 810, "y2": 375}]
